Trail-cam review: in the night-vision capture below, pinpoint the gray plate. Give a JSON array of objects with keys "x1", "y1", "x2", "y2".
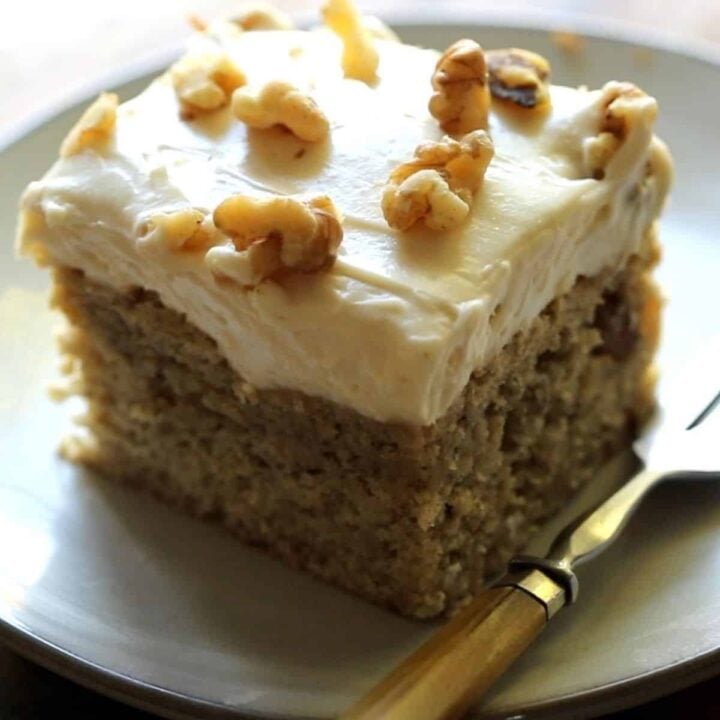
[{"x1": 1, "y1": 16, "x2": 720, "y2": 720}]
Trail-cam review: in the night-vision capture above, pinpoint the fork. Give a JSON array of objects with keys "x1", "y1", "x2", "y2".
[{"x1": 342, "y1": 359, "x2": 720, "y2": 720}]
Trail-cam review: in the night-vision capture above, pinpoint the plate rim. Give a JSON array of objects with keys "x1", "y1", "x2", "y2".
[
  {"x1": 0, "y1": 616, "x2": 276, "y2": 720},
  {"x1": 3, "y1": 609, "x2": 720, "y2": 720},
  {"x1": 2, "y1": 11, "x2": 720, "y2": 720}
]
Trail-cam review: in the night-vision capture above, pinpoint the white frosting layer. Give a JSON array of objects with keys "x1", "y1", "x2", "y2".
[{"x1": 18, "y1": 28, "x2": 672, "y2": 425}]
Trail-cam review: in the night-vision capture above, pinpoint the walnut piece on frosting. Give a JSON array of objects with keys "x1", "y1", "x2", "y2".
[
  {"x1": 599, "y1": 81, "x2": 655, "y2": 139},
  {"x1": 232, "y1": 81, "x2": 329, "y2": 142},
  {"x1": 209, "y1": 195, "x2": 343, "y2": 286},
  {"x1": 230, "y1": 1, "x2": 294, "y2": 30},
  {"x1": 322, "y1": 0, "x2": 379, "y2": 83},
  {"x1": 486, "y1": 48, "x2": 551, "y2": 109},
  {"x1": 139, "y1": 209, "x2": 213, "y2": 252},
  {"x1": 382, "y1": 170, "x2": 471, "y2": 232},
  {"x1": 60, "y1": 93, "x2": 118, "y2": 157},
  {"x1": 583, "y1": 82, "x2": 657, "y2": 180},
  {"x1": 429, "y1": 39, "x2": 490, "y2": 135},
  {"x1": 171, "y1": 51, "x2": 246, "y2": 119},
  {"x1": 382, "y1": 130, "x2": 494, "y2": 231}
]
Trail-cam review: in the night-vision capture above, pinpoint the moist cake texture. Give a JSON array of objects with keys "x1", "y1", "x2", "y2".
[{"x1": 17, "y1": 4, "x2": 672, "y2": 617}]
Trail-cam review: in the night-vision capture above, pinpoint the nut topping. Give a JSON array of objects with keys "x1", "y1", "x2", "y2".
[
  {"x1": 60, "y1": 93, "x2": 118, "y2": 157},
  {"x1": 382, "y1": 170, "x2": 472, "y2": 232},
  {"x1": 208, "y1": 195, "x2": 343, "y2": 286},
  {"x1": 232, "y1": 81, "x2": 329, "y2": 142},
  {"x1": 322, "y1": 0, "x2": 379, "y2": 83},
  {"x1": 598, "y1": 82, "x2": 654, "y2": 140},
  {"x1": 486, "y1": 48, "x2": 551, "y2": 109},
  {"x1": 230, "y1": 2, "x2": 293, "y2": 30},
  {"x1": 382, "y1": 130, "x2": 494, "y2": 231},
  {"x1": 583, "y1": 82, "x2": 657, "y2": 180},
  {"x1": 171, "y1": 51, "x2": 246, "y2": 119},
  {"x1": 429, "y1": 39, "x2": 490, "y2": 134},
  {"x1": 139, "y1": 209, "x2": 213, "y2": 252}
]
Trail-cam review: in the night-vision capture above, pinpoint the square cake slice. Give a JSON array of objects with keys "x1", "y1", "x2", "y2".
[{"x1": 16, "y1": 4, "x2": 672, "y2": 618}]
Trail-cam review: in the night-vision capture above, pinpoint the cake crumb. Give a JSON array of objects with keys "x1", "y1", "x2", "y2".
[
  {"x1": 632, "y1": 46, "x2": 655, "y2": 66},
  {"x1": 551, "y1": 30, "x2": 584, "y2": 55}
]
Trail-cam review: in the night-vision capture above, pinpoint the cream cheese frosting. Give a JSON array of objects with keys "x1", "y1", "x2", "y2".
[{"x1": 17, "y1": 26, "x2": 672, "y2": 425}]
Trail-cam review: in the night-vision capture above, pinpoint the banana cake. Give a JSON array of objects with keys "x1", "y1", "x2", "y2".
[{"x1": 16, "y1": 1, "x2": 672, "y2": 618}]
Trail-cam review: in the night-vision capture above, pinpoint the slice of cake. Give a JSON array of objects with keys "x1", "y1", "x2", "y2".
[{"x1": 16, "y1": 2, "x2": 672, "y2": 619}]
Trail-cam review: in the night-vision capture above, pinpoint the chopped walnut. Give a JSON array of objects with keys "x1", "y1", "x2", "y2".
[
  {"x1": 60, "y1": 93, "x2": 118, "y2": 157},
  {"x1": 171, "y1": 51, "x2": 246, "y2": 119},
  {"x1": 390, "y1": 131, "x2": 495, "y2": 199},
  {"x1": 583, "y1": 82, "x2": 657, "y2": 180},
  {"x1": 230, "y1": 2, "x2": 293, "y2": 30},
  {"x1": 429, "y1": 39, "x2": 490, "y2": 135},
  {"x1": 232, "y1": 81, "x2": 329, "y2": 142},
  {"x1": 138, "y1": 209, "x2": 213, "y2": 252},
  {"x1": 382, "y1": 170, "x2": 471, "y2": 231},
  {"x1": 322, "y1": 0, "x2": 379, "y2": 83},
  {"x1": 486, "y1": 48, "x2": 551, "y2": 109},
  {"x1": 382, "y1": 130, "x2": 494, "y2": 231},
  {"x1": 599, "y1": 82, "x2": 654, "y2": 139},
  {"x1": 208, "y1": 195, "x2": 343, "y2": 286}
]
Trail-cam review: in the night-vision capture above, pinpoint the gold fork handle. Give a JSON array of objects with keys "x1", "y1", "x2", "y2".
[{"x1": 341, "y1": 574, "x2": 564, "y2": 720}]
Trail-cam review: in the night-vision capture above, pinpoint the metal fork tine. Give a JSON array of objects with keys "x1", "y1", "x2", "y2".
[
  {"x1": 687, "y1": 389, "x2": 720, "y2": 430},
  {"x1": 658, "y1": 334, "x2": 720, "y2": 431}
]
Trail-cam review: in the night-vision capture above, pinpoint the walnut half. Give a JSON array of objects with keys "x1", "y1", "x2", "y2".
[
  {"x1": 207, "y1": 195, "x2": 343, "y2": 287},
  {"x1": 232, "y1": 81, "x2": 329, "y2": 142},
  {"x1": 583, "y1": 82, "x2": 657, "y2": 180},
  {"x1": 429, "y1": 39, "x2": 490, "y2": 135},
  {"x1": 382, "y1": 130, "x2": 494, "y2": 231},
  {"x1": 486, "y1": 48, "x2": 551, "y2": 109}
]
